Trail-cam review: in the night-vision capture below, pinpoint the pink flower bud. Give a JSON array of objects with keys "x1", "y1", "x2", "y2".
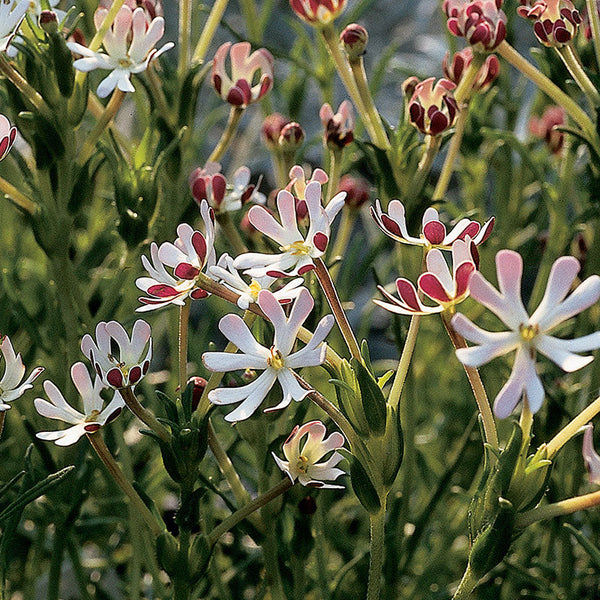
[
  {"x1": 338, "y1": 175, "x2": 370, "y2": 208},
  {"x1": 444, "y1": 0, "x2": 507, "y2": 52},
  {"x1": 320, "y1": 101, "x2": 354, "y2": 149},
  {"x1": 517, "y1": 0, "x2": 582, "y2": 47},
  {"x1": 187, "y1": 376, "x2": 207, "y2": 411},
  {"x1": 279, "y1": 122, "x2": 305, "y2": 151},
  {"x1": 443, "y1": 47, "x2": 500, "y2": 93},
  {"x1": 340, "y1": 23, "x2": 368, "y2": 60},
  {"x1": 408, "y1": 78, "x2": 458, "y2": 136},
  {"x1": 39, "y1": 10, "x2": 58, "y2": 33},
  {"x1": 262, "y1": 113, "x2": 291, "y2": 149},
  {"x1": 290, "y1": 0, "x2": 346, "y2": 25},
  {"x1": 529, "y1": 105, "x2": 566, "y2": 154}
]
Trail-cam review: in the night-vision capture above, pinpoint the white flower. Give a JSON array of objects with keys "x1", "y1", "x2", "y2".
[
  {"x1": 0, "y1": 0, "x2": 28, "y2": 53},
  {"x1": 0, "y1": 335, "x2": 44, "y2": 411},
  {"x1": 273, "y1": 420, "x2": 346, "y2": 489},
  {"x1": 35, "y1": 362, "x2": 124, "y2": 446},
  {"x1": 233, "y1": 181, "x2": 345, "y2": 278},
  {"x1": 202, "y1": 288, "x2": 334, "y2": 422},
  {"x1": 81, "y1": 320, "x2": 152, "y2": 389},
  {"x1": 67, "y1": 6, "x2": 174, "y2": 98},
  {"x1": 452, "y1": 250, "x2": 600, "y2": 418},
  {"x1": 210, "y1": 253, "x2": 305, "y2": 310}
]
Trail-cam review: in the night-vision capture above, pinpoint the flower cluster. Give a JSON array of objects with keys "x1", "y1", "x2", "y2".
[{"x1": 517, "y1": 0, "x2": 582, "y2": 47}]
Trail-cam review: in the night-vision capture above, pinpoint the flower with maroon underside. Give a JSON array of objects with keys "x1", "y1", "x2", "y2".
[
  {"x1": 371, "y1": 199, "x2": 494, "y2": 250},
  {"x1": 518, "y1": 0, "x2": 581, "y2": 47},
  {"x1": 443, "y1": 0, "x2": 507, "y2": 52},
  {"x1": 408, "y1": 78, "x2": 459, "y2": 136},
  {"x1": 136, "y1": 200, "x2": 216, "y2": 311},
  {"x1": 375, "y1": 238, "x2": 477, "y2": 316},
  {"x1": 212, "y1": 42, "x2": 274, "y2": 107},
  {"x1": 0, "y1": 115, "x2": 17, "y2": 162},
  {"x1": 452, "y1": 250, "x2": 600, "y2": 418},
  {"x1": 443, "y1": 47, "x2": 500, "y2": 93},
  {"x1": 189, "y1": 162, "x2": 265, "y2": 213},
  {"x1": 286, "y1": 164, "x2": 329, "y2": 222},
  {"x1": 529, "y1": 106, "x2": 566, "y2": 154},
  {"x1": 35, "y1": 362, "x2": 124, "y2": 446},
  {"x1": 583, "y1": 424, "x2": 600, "y2": 485},
  {"x1": 202, "y1": 289, "x2": 334, "y2": 422},
  {"x1": 320, "y1": 101, "x2": 354, "y2": 149},
  {"x1": 338, "y1": 175, "x2": 370, "y2": 209},
  {"x1": 233, "y1": 181, "x2": 345, "y2": 278},
  {"x1": 262, "y1": 113, "x2": 291, "y2": 149},
  {"x1": 273, "y1": 421, "x2": 346, "y2": 488},
  {"x1": 81, "y1": 320, "x2": 152, "y2": 389},
  {"x1": 290, "y1": 0, "x2": 346, "y2": 26},
  {"x1": 0, "y1": 335, "x2": 44, "y2": 411}
]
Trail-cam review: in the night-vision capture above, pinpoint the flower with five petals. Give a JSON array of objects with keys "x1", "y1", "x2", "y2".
[
  {"x1": 273, "y1": 420, "x2": 346, "y2": 488},
  {"x1": 202, "y1": 288, "x2": 334, "y2": 422},
  {"x1": 452, "y1": 251, "x2": 600, "y2": 418},
  {"x1": 35, "y1": 362, "x2": 124, "y2": 446}
]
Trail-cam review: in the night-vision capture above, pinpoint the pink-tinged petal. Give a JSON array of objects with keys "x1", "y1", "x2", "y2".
[
  {"x1": 472, "y1": 216, "x2": 495, "y2": 245},
  {"x1": 247, "y1": 205, "x2": 289, "y2": 245},
  {"x1": 425, "y1": 248, "x2": 453, "y2": 290},
  {"x1": 454, "y1": 262, "x2": 475, "y2": 297},
  {"x1": 455, "y1": 336, "x2": 519, "y2": 368},
  {"x1": 276, "y1": 189, "x2": 302, "y2": 239},
  {"x1": 217, "y1": 313, "x2": 270, "y2": 358},
  {"x1": 278, "y1": 288, "x2": 314, "y2": 355},
  {"x1": 34, "y1": 396, "x2": 82, "y2": 425},
  {"x1": 558, "y1": 331, "x2": 600, "y2": 352},
  {"x1": 495, "y1": 250, "x2": 527, "y2": 312},
  {"x1": 70, "y1": 362, "x2": 95, "y2": 407},
  {"x1": 535, "y1": 335, "x2": 594, "y2": 372},
  {"x1": 107, "y1": 369, "x2": 124, "y2": 388},
  {"x1": 583, "y1": 425, "x2": 600, "y2": 485},
  {"x1": 258, "y1": 288, "x2": 288, "y2": 334},
  {"x1": 419, "y1": 273, "x2": 451, "y2": 303},
  {"x1": 423, "y1": 220, "x2": 446, "y2": 245},
  {"x1": 451, "y1": 313, "x2": 511, "y2": 346},
  {"x1": 203, "y1": 351, "x2": 267, "y2": 371},
  {"x1": 373, "y1": 298, "x2": 439, "y2": 316},
  {"x1": 444, "y1": 219, "x2": 480, "y2": 245},
  {"x1": 395, "y1": 279, "x2": 422, "y2": 311},
  {"x1": 275, "y1": 368, "x2": 312, "y2": 405}
]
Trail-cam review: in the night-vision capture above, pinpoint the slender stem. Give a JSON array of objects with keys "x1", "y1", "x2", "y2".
[
  {"x1": 453, "y1": 53, "x2": 485, "y2": 105},
  {"x1": 366, "y1": 506, "x2": 386, "y2": 600},
  {"x1": 87, "y1": 433, "x2": 163, "y2": 536},
  {"x1": 0, "y1": 176, "x2": 37, "y2": 215},
  {"x1": 313, "y1": 257, "x2": 361, "y2": 360},
  {"x1": 442, "y1": 313, "x2": 499, "y2": 451},
  {"x1": 411, "y1": 135, "x2": 442, "y2": 200},
  {"x1": 519, "y1": 397, "x2": 533, "y2": 444},
  {"x1": 586, "y1": 0, "x2": 600, "y2": 71},
  {"x1": 192, "y1": 0, "x2": 230, "y2": 65},
  {"x1": 146, "y1": 68, "x2": 176, "y2": 129},
  {"x1": 349, "y1": 57, "x2": 391, "y2": 150},
  {"x1": 329, "y1": 208, "x2": 356, "y2": 282},
  {"x1": 178, "y1": 0, "x2": 192, "y2": 79},
  {"x1": 207, "y1": 106, "x2": 244, "y2": 163},
  {"x1": 326, "y1": 147, "x2": 343, "y2": 203},
  {"x1": 496, "y1": 41, "x2": 598, "y2": 145},
  {"x1": 178, "y1": 300, "x2": 191, "y2": 395},
  {"x1": 47, "y1": 525, "x2": 67, "y2": 600},
  {"x1": 120, "y1": 386, "x2": 171, "y2": 442},
  {"x1": 79, "y1": 89, "x2": 125, "y2": 166},
  {"x1": 557, "y1": 44, "x2": 600, "y2": 108},
  {"x1": 452, "y1": 564, "x2": 478, "y2": 600},
  {"x1": 546, "y1": 394, "x2": 600, "y2": 457},
  {"x1": 0, "y1": 412, "x2": 5, "y2": 441},
  {"x1": 516, "y1": 489, "x2": 600, "y2": 528},
  {"x1": 208, "y1": 479, "x2": 292, "y2": 546},
  {"x1": 88, "y1": 0, "x2": 126, "y2": 52},
  {"x1": 388, "y1": 315, "x2": 421, "y2": 412},
  {"x1": 216, "y1": 211, "x2": 248, "y2": 255}
]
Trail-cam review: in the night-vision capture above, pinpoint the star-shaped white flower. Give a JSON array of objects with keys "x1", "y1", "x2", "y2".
[
  {"x1": 452, "y1": 250, "x2": 600, "y2": 418},
  {"x1": 273, "y1": 420, "x2": 346, "y2": 489},
  {"x1": 202, "y1": 288, "x2": 334, "y2": 422},
  {"x1": 0, "y1": 335, "x2": 44, "y2": 411},
  {"x1": 35, "y1": 362, "x2": 124, "y2": 446},
  {"x1": 67, "y1": 6, "x2": 174, "y2": 98},
  {"x1": 233, "y1": 181, "x2": 345, "y2": 278}
]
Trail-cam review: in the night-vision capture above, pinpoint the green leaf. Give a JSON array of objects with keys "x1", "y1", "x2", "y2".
[
  {"x1": 564, "y1": 523, "x2": 600, "y2": 569},
  {"x1": 351, "y1": 358, "x2": 387, "y2": 436},
  {"x1": 350, "y1": 458, "x2": 381, "y2": 514}
]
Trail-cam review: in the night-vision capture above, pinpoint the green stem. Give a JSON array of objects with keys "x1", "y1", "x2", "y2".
[
  {"x1": 207, "y1": 106, "x2": 244, "y2": 163},
  {"x1": 47, "y1": 525, "x2": 67, "y2": 600},
  {"x1": 441, "y1": 313, "x2": 499, "y2": 452},
  {"x1": 326, "y1": 147, "x2": 343, "y2": 203},
  {"x1": 208, "y1": 479, "x2": 292, "y2": 546},
  {"x1": 516, "y1": 489, "x2": 600, "y2": 528},
  {"x1": 411, "y1": 135, "x2": 442, "y2": 200},
  {"x1": 388, "y1": 315, "x2": 421, "y2": 412},
  {"x1": 146, "y1": 68, "x2": 176, "y2": 129},
  {"x1": 546, "y1": 393, "x2": 600, "y2": 457},
  {"x1": 179, "y1": 300, "x2": 191, "y2": 395},
  {"x1": 586, "y1": 0, "x2": 600, "y2": 71},
  {"x1": 313, "y1": 257, "x2": 361, "y2": 360},
  {"x1": 557, "y1": 44, "x2": 600, "y2": 109},
  {"x1": 329, "y1": 208, "x2": 357, "y2": 282},
  {"x1": 453, "y1": 53, "x2": 485, "y2": 105},
  {"x1": 452, "y1": 564, "x2": 479, "y2": 600},
  {"x1": 367, "y1": 506, "x2": 386, "y2": 600},
  {"x1": 87, "y1": 432, "x2": 163, "y2": 536},
  {"x1": 120, "y1": 386, "x2": 171, "y2": 443},
  {"x1": 178, "y1": 0, "x2": 192, "y2": 79},
  {"x1": 216, "y1": 211, "x2": 248, "y2": 255},
  {"x1": 0, "y1": 176, "x2": 37, "y2": 215},
  {"x1": 192, "y1": 0, "x2": 230, "y2": 65},
  {"x1": 519, "y1": 397, "x2": 533, "y2": 445}
]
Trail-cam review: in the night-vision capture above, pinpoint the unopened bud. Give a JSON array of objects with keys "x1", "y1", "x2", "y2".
[
  {"x1": 340, "y1": 23, "x2": 368, "y2": 60},
  {"x1": 262, "y1": 113, "x2": 290, "y2": 150},
  {"x1": 39, "y1": 10, "x2": 59, "y2": 33},
  {"x1": 279, "y1": 122, "x2": 305, "y2": 152},
  {"x1": 338, "y1": 175, "x2": 370, "y2": 209},
  {"x1": 187, "y1": 376, "x2": 208, "y2": 411}
]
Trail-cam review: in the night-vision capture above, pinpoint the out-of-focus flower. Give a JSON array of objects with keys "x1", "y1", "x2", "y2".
[
  {"x1": 290, "y1": 0, "x2": 346, "y2": 26},
  {"x1": 443, "y1": 0, "x2": 507, "y2": 52},
  {"x1": 136, "y1": 201, "x2": 216, "y2": 311},
  {"x1": 35, "y1": 362, "x2": 124, "y2": 446},
  {"x1": 212, "y1": 41, "x2": 273, "y2": 107},
  {"x1": 371, "y1": 199, "x2": 494, "y2": 249},
  {"x1": 67, "y1": 6, "x2": 174, "y2": 98},
  {"x1": 233, "y1": 181, "x2": 345, "y2": 278},
  {"x1": 402, "y1": 76, "x2": 420, "y2": 100},
  {"x1": 443, "y1": 47, "x2": 500, "y2": 93},
  {"x1": 262, "y1": 113, "x2": 291, "y2": 149},
  {"x1": 338, "y1": 174, "x2": 370, "y2": 209},
  {"x1": 320, "y1": 101, "x2": 354, "y2": 149},
  {"x1": 273, "y1": 421, "x2": 346, "y2": 488},
  {"x1": 529, "y1": 106, "x2": 566, "y2": 154},
  {"x1": 0, "y1": 0, "x2": 28, "y2": 53},
  {"x1": 189, "y1": 162, "x2": 265, "y2": 213},
  {"x1": 583, "y1": 424, "x2": 600, "y2": 485},
  {"x1": 0, "y1": 115, "x2": 17, "y2": 162},
  {"x1": 582, "y1": 0, "x2": 600, "y2": 39},
  {"x1": 375, "y1": 238, "x2": 477, "y2": 316},
  {"x1": 340, "y1": 23, "x2": 368, "y2": 60},
  {"x1": 408, "y1": 78, "x2": 459, "y2": 136},
  {"x1": 81, "y1": 320, "x2": 152, "y2": 389},
  {"x1": 99, "y1": 0, "x2": 163, "y2": 20},
  {"x1": 210, "y1": 253, "x2": 305, "y2": 309},
  {"x1": 0, "y1": 336, "x2": 44, "y2": 411},
  {"x1": 452, "y1": 251, "x2": 600, "y2": 418},
  {"x1": 279, "y1": 122, "x2": 305, "y2": 153},
  {"x1": 29, "y1": 0, "x2": 65, "y2": 21},
  {"x1": 203, "y1": 289, "x2": 334, "y2": 422},
  {"x1": 518, "y1": 0, "x2": 581, "y2": 47}
]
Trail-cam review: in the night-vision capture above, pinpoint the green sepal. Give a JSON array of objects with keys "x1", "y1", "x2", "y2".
[
  {"x1": 156, "y1": 532, "x2": 180, "y2": 576},
  {"x1": 350, "y1": 458, "x2": 381, "y2": 514},
  {"x1": 328, "y1": 359, "x2": 369, "y2": 436},
  {"x1": 189, "y1": 534, "x2": 212, "y2": 584},
  {"x1": 351, "y1": 358, "x2": 387, "y2": 436},
  {"x1": 49, "y1": 31, "x2": 74, "y2": 97},
  {"x1": 381, "y1": 405, "x2": 404, "y2": 488},
  {"x1": 155, "y1": 390, "x2": 180, "y2": 424},
  {"x1": 67, "y1": 78, "x2": 88, "y2": 127}
]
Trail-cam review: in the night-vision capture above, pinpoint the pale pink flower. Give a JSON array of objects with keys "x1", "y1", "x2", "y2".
[
  {"x1": 408, "y1": 78, "x2": 458, "y2": 136},
  {"x1": 320, "y1": 100, "x2": 354, "y2": 149},
  {"x1": 518, "y1": 0, "x2": 582, "y2": 47},
  {"x1": 0, "y1": 336, "x2": 44, "y2": 411},
  {"x1": 211, "y1": 42, "x2": 273, "y2": 107},
  {"x1": 452, "y1": 251, "x2": 600, "y2": 418},
  {"x1": 202, "y1": 289, "x2": 334, "y2": 422},
  {"x1": 273, "y1": 421, "x2": 346, "y2": 488},
  {"x1": 290, "y1": 0, "x2": 346, "y2": 25},
  {"x1": 444, "y1": 0, "x2": 507, "y2": 52}
]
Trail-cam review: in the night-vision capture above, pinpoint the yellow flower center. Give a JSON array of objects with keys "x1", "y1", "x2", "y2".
[
  {"x1": 119, "y1": 57, "x2": 133, "y2": 68},
  {"x1": 85, "y1": 409, "x2": 101, "y2": 423},
  {"x1": 280, "y1": 240, "x2": 311, "y2": 256},
  {"x1": 296, "y1": 455, "x2": 309, "y2": 473},
  {"x1": 519, "y1": 323, "x2": 539, "y2": 343},
  {"x1": 248, "y1": 279, "x2": 262, "y2": 300},
  {"x1": 266, "y1": 347, "x2": 285, "y2": 370}
]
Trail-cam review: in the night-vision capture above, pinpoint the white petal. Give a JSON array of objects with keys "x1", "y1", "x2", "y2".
[{"x1": 535, "y1": 335, "x2": 594, "y2": 372}]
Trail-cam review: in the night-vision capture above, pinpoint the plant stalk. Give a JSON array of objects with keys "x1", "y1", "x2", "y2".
[{"x1": 120, "y1": 386, "x2": 171, "y2": 442}]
